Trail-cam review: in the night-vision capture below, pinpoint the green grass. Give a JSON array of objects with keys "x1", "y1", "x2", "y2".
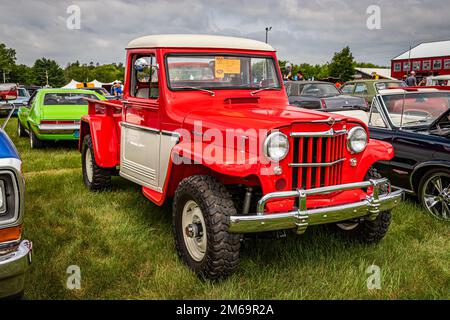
[{"x1": 3, "y1": 118, "x2": 449, "y2": 299}]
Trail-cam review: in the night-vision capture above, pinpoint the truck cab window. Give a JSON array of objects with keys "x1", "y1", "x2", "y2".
[{"x1": 131, "y1": 55, "x2": 159, "y2": 99}]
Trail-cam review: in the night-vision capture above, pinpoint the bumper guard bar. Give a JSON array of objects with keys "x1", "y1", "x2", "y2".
[{"x1": 229, "y1": 179, "x2": 403, "y2": 234}]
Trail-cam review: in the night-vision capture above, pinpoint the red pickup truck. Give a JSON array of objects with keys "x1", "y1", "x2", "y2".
[{"x1": 79, "y1": 35, "x2": 403, "y2": 279}]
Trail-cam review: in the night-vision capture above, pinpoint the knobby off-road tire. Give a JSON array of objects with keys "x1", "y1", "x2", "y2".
[
  {"x1": 173, "y1": 175, "x2": 241, "y2": 279},
  {"x1": 29, "y1": 129, "x2": 43, "y2": 149},
  {"x1": 334, "y1": 167, "x2": 392, "y2": 243},
  {"x1": 82, "y1": 134, "x2": 113, "y2": 191},
  {"x1": 17, "y1": 119, "x2": 27, "y2": 137}
]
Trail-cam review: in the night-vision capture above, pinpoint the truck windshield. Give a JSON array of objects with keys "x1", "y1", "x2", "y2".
[{"x1": 166, "y1": 55, "x2": 280, "y2": 90}]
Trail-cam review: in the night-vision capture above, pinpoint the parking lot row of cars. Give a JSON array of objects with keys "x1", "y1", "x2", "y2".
[{"x1": 0, "y1": 34, "x2": 448, "y2": 298}]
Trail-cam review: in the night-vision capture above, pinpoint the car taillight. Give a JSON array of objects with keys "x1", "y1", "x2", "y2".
[
  {"x1": 40, "y1": 120, "x2": 80, "y2": 125},
  {"x1": 321, "y1": 99, "x2": 327, "y2": 109}
]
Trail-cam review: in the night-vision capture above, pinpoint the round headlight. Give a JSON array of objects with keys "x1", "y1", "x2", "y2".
[
  {"x1": 347, "y1": 126, "x2": 368, "y2": 154},
  {"x1": 264, "y1": 132, "x2": 289, "y2": 161}
]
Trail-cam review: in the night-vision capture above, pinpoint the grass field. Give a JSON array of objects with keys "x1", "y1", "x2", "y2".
[{"x1": 4, "y1": 118, "x2": 449, "y2": 300}]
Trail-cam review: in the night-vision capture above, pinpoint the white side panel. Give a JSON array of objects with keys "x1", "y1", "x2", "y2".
[{"x1": 120, "y1": 124, "x2": 160, "y2": 189}]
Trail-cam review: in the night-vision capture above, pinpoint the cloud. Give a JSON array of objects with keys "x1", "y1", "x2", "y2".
[{"x1": 1, "y1": 0, "x2": 449, "y2": 67}]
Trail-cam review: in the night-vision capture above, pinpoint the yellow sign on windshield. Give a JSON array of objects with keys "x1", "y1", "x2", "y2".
[{"x1": 215, "y1": 57, "x2": 240, "y2": 78}]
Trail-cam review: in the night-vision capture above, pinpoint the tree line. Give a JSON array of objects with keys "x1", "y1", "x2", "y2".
[
  {"x1": 280, "y1": 46, "x2": 388, "y2": 82},
  {"x1": 1, "y1": 43, "x2": 387, "y2": 87},
  {"x1": 0, "y1": 43, "x2": 125, "y2": 87}
]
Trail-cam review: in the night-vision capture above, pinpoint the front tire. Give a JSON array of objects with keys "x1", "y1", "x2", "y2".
[
  {"x1": 82, "y1": 134, "x2": 112, "y2": 191},
  {"x1": 17, "y1": 119, "x2": 27, "y2": 137},
  {"x1": 334, "y1": 167, "x2": 392, "y2": 243},
  {"x1": 29, "y1": 129, "x2": 43, "y2": 149},
  {"x1": 173, "y1": 175, "x2": 241, "y2": 279},
  {"x1": 418, "y1": 168, "x2": 450, "y2": 221}
]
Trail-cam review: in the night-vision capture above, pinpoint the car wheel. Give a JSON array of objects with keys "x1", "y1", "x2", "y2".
[
  {"x1": 418, "y1": 168, "x2": 450, "y2": 221},
  {"x1": 82, "y1": 134, "x2": 113, "y2": 191},
  {"x1": 29, "y1": 129, "x2": 43, "y2": 149},
  {"x1": 17, "y1": 119, "x2": 27, "y2": 137},
  {"x1": 333, "y1": 167, "x2": 392, "y2": 243},
  {"x1": 173, "y1": 175, "x2": 241, "y2": 279}
]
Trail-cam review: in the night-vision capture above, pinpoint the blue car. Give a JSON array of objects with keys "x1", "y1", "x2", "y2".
[{"x1": 0, "y1": 85, "x2": 31, "y2": 299}]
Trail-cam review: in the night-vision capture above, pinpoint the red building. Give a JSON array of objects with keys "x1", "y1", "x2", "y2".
[{"x1": 391, "y1": 40, "x2": 450, "y2": 80}]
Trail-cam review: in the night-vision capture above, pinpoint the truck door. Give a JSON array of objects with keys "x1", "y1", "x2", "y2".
[{"x1": 120, "y1": 53, "x2": 162, "y2": 190}]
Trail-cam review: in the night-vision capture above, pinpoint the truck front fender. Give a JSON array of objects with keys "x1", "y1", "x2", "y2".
[
  {"x1": 80, "y1": 115, "x2": 120, "y2": 168},
  {"x1": 357, "y1": 139, "x2": 394, "y2": 179}
]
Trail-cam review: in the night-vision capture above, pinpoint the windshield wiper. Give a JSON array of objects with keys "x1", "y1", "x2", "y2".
[
  {"x1": 251, "y1": 86, "x2": 278, "y2": 95},
  {"x1": 176, "y1": 86, "x2": 215, "y2": 96}
]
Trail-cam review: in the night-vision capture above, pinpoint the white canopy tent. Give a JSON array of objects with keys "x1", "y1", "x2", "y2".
[
  {"x1": 62, "y1": 79, "x2": 81, "y2": 88},
  {"x1": 62, "y1": 79, "x2": 114, "y2": 89}
]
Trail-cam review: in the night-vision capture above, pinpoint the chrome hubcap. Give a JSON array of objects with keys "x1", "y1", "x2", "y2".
[
  {"x1": 182, "y1": 200, "x2": 207, "y2": 262},
  {"x1": 85, "y1": 150, "x2": 94, "y2": 183},
  {"x1": 423, "y1": 174, "x2": 450, "y2": 220}
]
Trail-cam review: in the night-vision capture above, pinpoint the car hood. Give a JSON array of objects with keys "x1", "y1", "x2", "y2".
[
  {"x1": 183, "y1": 103, "x2": 356, "y2": 132},
  {"x1": 40, "y1": 105, "x2": 88, "y2": 120},
  {"x1": 0, "y1": 129, "x2": 20, "y2": 159}
]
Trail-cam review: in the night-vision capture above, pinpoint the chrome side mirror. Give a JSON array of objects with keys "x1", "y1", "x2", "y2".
[{"x1": 134, "y1": 57, "x2": 158, "y2": 83}]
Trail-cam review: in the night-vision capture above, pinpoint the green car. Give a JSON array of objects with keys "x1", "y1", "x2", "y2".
[
  {"x1": 17, "y1": 88, "x2": 105, "y2": 148},
  {"x1": 340, "y1": 79, "x2": 406, "y2": 104}
]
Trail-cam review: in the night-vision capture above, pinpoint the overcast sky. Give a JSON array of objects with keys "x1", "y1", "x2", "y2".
[{"x1": 1, "y1": 0, "x2": 449, "y2": 67}]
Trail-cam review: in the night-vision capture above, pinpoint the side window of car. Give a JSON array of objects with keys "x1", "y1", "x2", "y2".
[
  {"x1": 130, "y1": 54, "x2": 159, "y2": 99},
  {"x1": 341, "y1": 84, "x2": 355, "y2": 94},
  {"x1": 369, "y1": 99, "x2": 387, "y2": 128},
  {"x1": 355, "y1": 83, "x2": 369, "y2": 95},
  {"x1": 28, "y1": 92, "x2": 37, "y2": 107}
]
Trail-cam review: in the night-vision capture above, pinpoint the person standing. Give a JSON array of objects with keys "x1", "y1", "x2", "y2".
[{"x1": 405, "y1": 71, "x2": 417, "y2": 86}]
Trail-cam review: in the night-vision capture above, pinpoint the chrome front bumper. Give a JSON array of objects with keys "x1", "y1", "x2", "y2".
[
  {"x1": 229, "y1": 179, "x2": 403, "y2": 234},
  {"x1": 0, "y1": 240, "x2": 32, "y2": 299}
]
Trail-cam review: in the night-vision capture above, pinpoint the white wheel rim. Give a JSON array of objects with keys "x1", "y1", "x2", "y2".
[
  {"x1": 182, "y1": 200, "x2": 207, "y2": 262},
  {"x1": 85, "y1": 150, "x2": 94, "y2": 183},
  {"x1": 336, "y1": 222, "x2": 359, "y2": 231}
]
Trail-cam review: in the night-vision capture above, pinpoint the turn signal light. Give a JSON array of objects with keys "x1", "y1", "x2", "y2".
[{"x1": 0, "y1": 225, "x2": 22, "y2": 243}]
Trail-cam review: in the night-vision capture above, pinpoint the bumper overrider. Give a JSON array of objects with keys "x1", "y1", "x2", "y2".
[
  {"x1": 229, "y1": 178, "x2": 403, "y2": 234},
  {"x1": 0, "y1": 240, "x2": 32, "y2": 299}
]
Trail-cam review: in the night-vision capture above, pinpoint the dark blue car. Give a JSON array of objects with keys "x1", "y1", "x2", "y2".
[
  {"x1": 0, "y1": 85, "x2": 31, "y2": 299},
  {"x1": 367, "y1": 88, "x2": 450, "y2": 221}
]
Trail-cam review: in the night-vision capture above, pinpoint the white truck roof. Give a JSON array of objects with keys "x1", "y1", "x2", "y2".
[{"x1": 127, "y1": 34, "x2": 275, "y2": 51}]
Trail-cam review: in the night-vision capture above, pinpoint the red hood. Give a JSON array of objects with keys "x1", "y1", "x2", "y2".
[{"x1": 183, "y1": 103, "x2": 354, "y2": 132}]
